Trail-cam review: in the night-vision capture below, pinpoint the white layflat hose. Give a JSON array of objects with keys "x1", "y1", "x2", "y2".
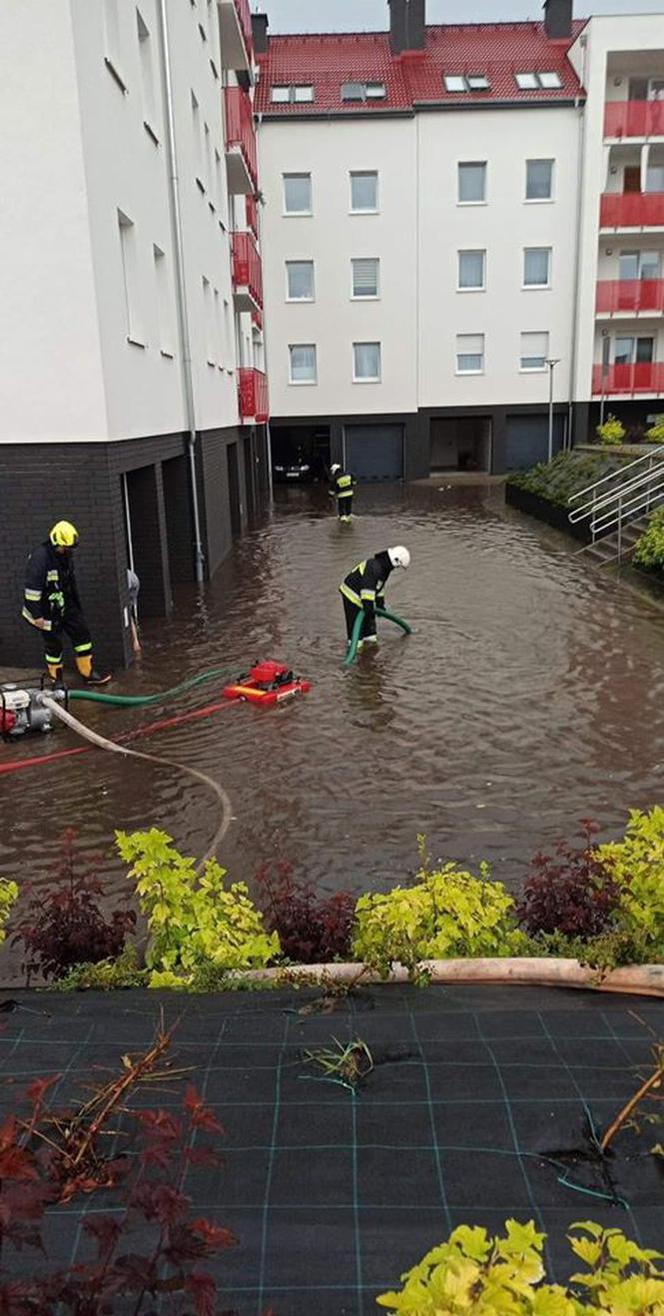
[{"x1": 41, "y1": 696, "x2": 232, "y2": 865}]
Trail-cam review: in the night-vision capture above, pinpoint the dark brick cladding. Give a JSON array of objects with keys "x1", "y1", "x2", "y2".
[{"x1": 0, "y1": 426, "x2": 265, "y2": 672}]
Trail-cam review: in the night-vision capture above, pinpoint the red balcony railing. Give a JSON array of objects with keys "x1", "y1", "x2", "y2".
[
  {"x1": 600, "y1": 192, "x2": 664, "y2": 228},
  {"x1": 246, "y1": 192, "x2": 259, "y2": 237},
  {"x1": 252, "y1": 307, "x2": 263, "y2": 331},
  {"x1": 234, "y1": 0, "x2": 253, "y2": 57},
  {"x1": 231, "y1": 231, "x2": 263, "y2": 307},
  {"x1": 224, "y1": 86, "x2": 257, "y2": 190},
  {"x1": 604, "y1": 100, "x2": 664, "y2": 139},
  {"x1": 596, "y1": 279, "x2": 664, "y2": 315},
  {"x1": 592, "y1": 363, "x2": 664, "y2": 395},
  {"x1": 238, "y1": 367, "x2": 269, "y2": 421}
]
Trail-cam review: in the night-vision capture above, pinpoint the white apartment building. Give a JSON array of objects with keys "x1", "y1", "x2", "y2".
[
  {"x1": 255, "y1": 0, "x2": 664, "y2": 479},
  {"x1": 0, "y1": 0, "x2": 268, "y2": 668}
]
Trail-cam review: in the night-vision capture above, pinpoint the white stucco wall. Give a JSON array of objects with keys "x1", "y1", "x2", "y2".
[{"x1": 0, "y1": 0, "x2": 107, "y2": 443}]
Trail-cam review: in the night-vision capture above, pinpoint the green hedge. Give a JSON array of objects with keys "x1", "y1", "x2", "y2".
[{"x1": 507, "y1": 450, "x2": 630, "y2": 510}]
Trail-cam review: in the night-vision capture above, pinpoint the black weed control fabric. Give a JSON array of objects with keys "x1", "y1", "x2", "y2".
[{"x1": 0, "y1": 985, "x2": 662, "y2": 1315}]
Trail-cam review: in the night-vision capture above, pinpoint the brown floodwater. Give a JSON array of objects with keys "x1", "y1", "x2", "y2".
[{"x1": 1, "y1": 482, "x2": 663, "y2": 927}]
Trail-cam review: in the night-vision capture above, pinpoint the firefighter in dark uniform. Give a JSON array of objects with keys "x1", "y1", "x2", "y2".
[
  {"x1": 340, "y1": 546, "x2": 411, "y2": 651},
  {"x1": 329, "y1": 463, "x2": 356, "y2": 522},
  {"x1": 22, "y1": 521, "x2": 112, "y2": 686}
]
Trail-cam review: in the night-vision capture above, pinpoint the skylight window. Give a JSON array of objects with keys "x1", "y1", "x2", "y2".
[
  {"x1": 444, "y1": 74, "x2": 491, "y2": 93},
  {"x1": 515, "y1": 71, "x2": 562, "y2": 90},
  {"x1": 270, "y1": 84, "x2": 314, "y2": 104},
  {"x1": 341, "y1": 81, "x2": 386, "y2": 102}
]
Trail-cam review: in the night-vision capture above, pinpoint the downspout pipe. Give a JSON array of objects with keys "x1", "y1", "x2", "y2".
[
  {"x1": 568, "y1": 34, "x2": 588, "y2": 450},
  {"x1": 156, "y1": 0, "x2": 205, "y2": 585}
]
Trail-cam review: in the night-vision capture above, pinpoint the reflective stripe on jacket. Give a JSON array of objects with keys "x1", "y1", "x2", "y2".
[
  {"x1": 340, "y1": 551, "x2": 392, "y2": 614},
  {"x1": 22, "y1": 542, "x2": 82, "y2": 627},
  {"x1": 332, "y1": 470, "x2": 355, "y2": 499}
]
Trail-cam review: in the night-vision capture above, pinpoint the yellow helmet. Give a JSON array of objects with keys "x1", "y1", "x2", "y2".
[{"x1": 49, "y1": 521, "x2": 79, "y2": 548}]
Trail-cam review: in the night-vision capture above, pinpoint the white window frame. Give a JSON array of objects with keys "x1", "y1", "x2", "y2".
[
  {"x1": 458, "y1": 161, "x2": 487, "y2": 206},
  {"x1": 285, "y1": 260, "x2": 315, "y2": 303},
  {"x1": 456, "y1": 334, "x2": 485, "y2": 376},
  {"x1": 341, "y1": 81, "x2": 386, "y2": 102},
  {"x1": 519, "y1": 331, "x2": 549, "y2": 372},
  {"x1": 350, "y1": 171, "x2": 379, "y2": 214},
  {"x1": 351, "y1": 258, "x2": 380, "y2": 300},
  {"x1": 458, "y1": 249, "x2": 486, "y2": 292},
  {"x1": 289, "y1": 343, "x2": 317, "y2": 385},
  {"x1": 202, "y1": 276, "x2": 215, "y2": 366},
  {"x1": 136, "y1": 7, "x2": 159, "y2": 141},
  {"x1": 352, "y1": 341, "x2": 381, "y2": 383},
  {"x1": 153, "y1": 244, "x2": 173, "y2": 358},
  {"x1": 117, "y1": 209, "x2": 144, "y2": 347},
  {"x1": 516, "y1": 71, "x2": 562, "y2": 90},
  {"x1": 444, "y1": 74, "x2": 490, "y2": 93},
  {"x1": 525, "y1": 158, "x2": 555, "y2": 203},
  {"x1": 271, "y1": 85, "x2": 314, "y2": 103},
  {"x1": 283, "y1": 172, "x2": 313, "y2": 216},
  {"x1": 523, "y1": 247, "x2": 552, "y2": 289}
]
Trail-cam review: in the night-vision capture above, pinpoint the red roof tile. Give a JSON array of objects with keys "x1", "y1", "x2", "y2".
[{"x1": 255, "y1": 21, "x2": 586, "y2": 115}]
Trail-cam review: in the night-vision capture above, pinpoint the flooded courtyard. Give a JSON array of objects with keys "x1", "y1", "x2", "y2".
[{"x1": 1, "y1": 483, "x2": 663, "y2": 910}]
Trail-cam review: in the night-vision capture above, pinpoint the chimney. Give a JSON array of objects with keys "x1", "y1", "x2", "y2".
[
  {"x1": 251, "y1": 11, "x2": 269, "y2": 55},
  {"x1": 543, "y1": 0, "x2": 573, "y2": 40},
  {"x1": 389, "y1": 0, "x2": 425, "y2": 54}
]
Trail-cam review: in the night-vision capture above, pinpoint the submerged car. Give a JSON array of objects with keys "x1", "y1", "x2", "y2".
[{"x1": 272, "y1": 452, "x2": 314, "y2": 483}]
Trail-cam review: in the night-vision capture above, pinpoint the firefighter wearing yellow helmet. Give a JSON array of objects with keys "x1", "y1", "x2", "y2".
[{"x1": 22, "y1": 522, "x2": 112, "y2": 686}]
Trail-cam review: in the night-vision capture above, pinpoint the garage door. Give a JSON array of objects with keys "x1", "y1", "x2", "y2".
[
  {"x1": 505, "y1": 414, "x2": 565, "y2": 471},
  {"x1": 344, "y1": 424, "x2": 404, "y2": 481}
]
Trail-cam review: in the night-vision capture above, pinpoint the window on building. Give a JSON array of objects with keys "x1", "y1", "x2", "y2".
[
  {"x1": 353, "y1": 342, "x2": 381, "y2": 381},
  {"x1": 444, "y1": 74, "x2": 491, "y2": 93},
  {"x1": 289, "y1": 344, "x2": 317, "y2": 383},
  {"x1": 458, "y1": 249, "x2": 486, "y2": 290},
  {"x1": 341, "y1": 81, "x2": 386, "y2": 102},
  {"x1": 204, "y1": 122, "x2": 212, "y2": 192},
  {"x1": 202, "y1": 276, "x2": 215, "y2": 365},
  {"x1": 117, "y1": 210, "x2": 143, "y2": 344},
  {"x1": 191, "y1": 91, "x2": 203, "y2": 189},
  {"x1": 136, "y1": 9, "x2": 158, "y2": 138},
  {"x1": 213, "y1": 288, "x2": 222, "y2": 366},
  {"x1": 646, "y1": 160, "x2": 664, "y2": 192},
  {"x1": 198, "y1": 20, "x2": 207, "y2": 42},
  {"x1": 283, "y1": 173, "x2": 312, "y2": 214},
  {"x1": 458, "y1": 162, "x2": 487, "y2": 203},
  {"x1": 286, "y1": 260, "x2": 315, "y2": 301},
  {"x1": 350, "y1": 171, "x2": 379, "y2": 212},
  {"x1": 520, "y1": 331, "x2": 549, "y2": 370},
  {"x1": 456, "y1": 334, "x2": 484, "y2": 374},
  {"x1": 526, "y1": 159, "x2": 554, "y2": 200},
  {"x1": 103, "y1": 0, "x2": 125, "y2": 88},
  {"x1": 153, "y1": 245, "x2": 172, "y2": 356},
  {"x1": 523, "y1": 247, "x2": 552, "y2": 287},
  {"x1": 351, "y1": 258, "x2": 380, "y2": 298},
  {"x1": 614, "y1": 335, "x2": 654, "y2": 365},
  {"x1": 619, "y1": 250, "x2": 661, "y2": 281},
  {"x1": 515, "y1": 71, "x2": 562, "y2": 90},
  {"x1": 270, "y1": 85, "x2": 315, "y2": 103}
]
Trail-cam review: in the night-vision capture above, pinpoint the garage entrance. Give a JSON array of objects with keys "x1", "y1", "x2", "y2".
[
  {"x1": 505, "y1": 414, "x2": 566, "y2": 471},
  {"x1": 344, "y1": 424, "x2": 404, "y2": 481},
  {"x1": 429, "y1": 417, "x2": 491, "y2": 473}
]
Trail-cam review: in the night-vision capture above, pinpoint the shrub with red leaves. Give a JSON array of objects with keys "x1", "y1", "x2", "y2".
[
  {"x1": 517, "y1": 820, "x2": 621, "y2": 939},
  {"x1": 11, "y1": 828, "x2": 135, "y2": 982},
  {"x1": 256, "y1": 861, "x2": 356, "y2": 963}
]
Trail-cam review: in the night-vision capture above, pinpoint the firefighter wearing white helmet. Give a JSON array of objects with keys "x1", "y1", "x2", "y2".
[
  {"x1": 22, "y1": 521, "x2": 112, "y2": 686},
  {"x1": 329, "y1": 462, "x2": 356, "y2": 522},
  {"x1": 340, "y1": 546, "x2": 411, "y2": 650}
]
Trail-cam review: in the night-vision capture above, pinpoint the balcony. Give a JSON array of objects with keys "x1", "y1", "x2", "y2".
[
  {"x1": 245, "y1": 192, "x2": 259, "y2": 238},
  {"x1": 592, "y1": 363, "x2": 664, "y2": 395},
  {"x1": 604, "y1": 101, "x2": 664, "y2": 140},
  {"x1": 596, "y1": 279, "x2": 664, "y2": 316},
  {"x1": 238, "y1": 367, "x2": 269, "y2": 422},
  {"x1": 217, "y1": 0, "x2": 253, "y2": 76},
  {"x1": 231, "y1": 231, "x2": 263, "y2": 312},
  {"x1": 600, "y1": 192, "x2": 664, "y2": 230},
  {"x1": 224, "y1": 87, "x2": 257, "y2": 194}
]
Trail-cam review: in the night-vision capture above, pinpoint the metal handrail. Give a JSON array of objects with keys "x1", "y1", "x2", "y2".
[
  {"x1": 568, "y1": 443, "x2": 664, "y2": 509},
  {"x1": 579, "y1": 459, "x2": 664, "y2": 523},
  {"x1": 592, "y1": 474, "x2": 664, "y2": 536}
]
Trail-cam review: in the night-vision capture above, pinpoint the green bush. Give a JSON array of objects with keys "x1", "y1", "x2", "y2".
[
  {"x1": 596, "y1": 414, "x2": 626, "y2": 446},
  {"x1": 57, "y1": 944, "x2": 147, "y2": 991},
  {"x1": 508, "y1": 450, "x2": 629, "y2": 510},
  {"x1": 633, "y1": 508, "x2": 664, "y2": 572},
  {"x1": 596, "y1": 806, "x2": 664, "y2": 961},
  {"x1": 352, "y1": 848, "x2": 525, "y2": 980},
  {"x1": 377, "y1": 1219, "x2": 664, "y2": 1314},
  {"x1": 115, "y1": 829, "x2": 280, "y2": 989},
  {"x1": 645, "y1": 415, "x2": 664, "y2": 445},
  {"x1": 0, "y1": 880, "x2": 18, "y2": 944}
]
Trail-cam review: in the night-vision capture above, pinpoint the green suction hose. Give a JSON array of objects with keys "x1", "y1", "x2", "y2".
[
  {"x1": 68, "y1": 666, "x2": 235, "y2": 707},
  {"x1": 343, "y1": 608, "x2": 412, "y2": 668}
]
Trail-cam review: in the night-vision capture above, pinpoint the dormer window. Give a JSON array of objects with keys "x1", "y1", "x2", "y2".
[
  {"x1": 515, "y1": 71, "x2": 562, "y2": 90},
  {"x1": 270, "y1": 85, "x2": 315, "y2": 104},
  {"x1": 444, "y1": 74, "x2": 491, "y2": 93},
  {"x1": 341, "y1": 81, "x2": 386, "y2": 102}
]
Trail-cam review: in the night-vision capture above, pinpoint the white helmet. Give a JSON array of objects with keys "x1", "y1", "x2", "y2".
[
  {"x1": 330, "y1": 463, "x2": 341, "y2": 475},
  {"x1": 388, "y1": 545, "x2": 411, "y2": 569}
]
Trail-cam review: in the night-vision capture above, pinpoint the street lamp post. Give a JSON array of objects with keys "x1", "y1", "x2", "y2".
[{"x1": 546, "y1": 358, "x2": 561, "y2": 463}]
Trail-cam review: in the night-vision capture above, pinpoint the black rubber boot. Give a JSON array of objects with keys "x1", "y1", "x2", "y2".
[{"x1": 85, "y1": 669, "x2": 113, "y2": 687}]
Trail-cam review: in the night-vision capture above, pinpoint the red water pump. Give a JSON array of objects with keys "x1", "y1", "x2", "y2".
[
  {"x1": 0, "y1": 683, "x2": 66, "y2": 741},
  {"x1": 222, "y1": 661, "x2": 311, "y2": 706}
]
